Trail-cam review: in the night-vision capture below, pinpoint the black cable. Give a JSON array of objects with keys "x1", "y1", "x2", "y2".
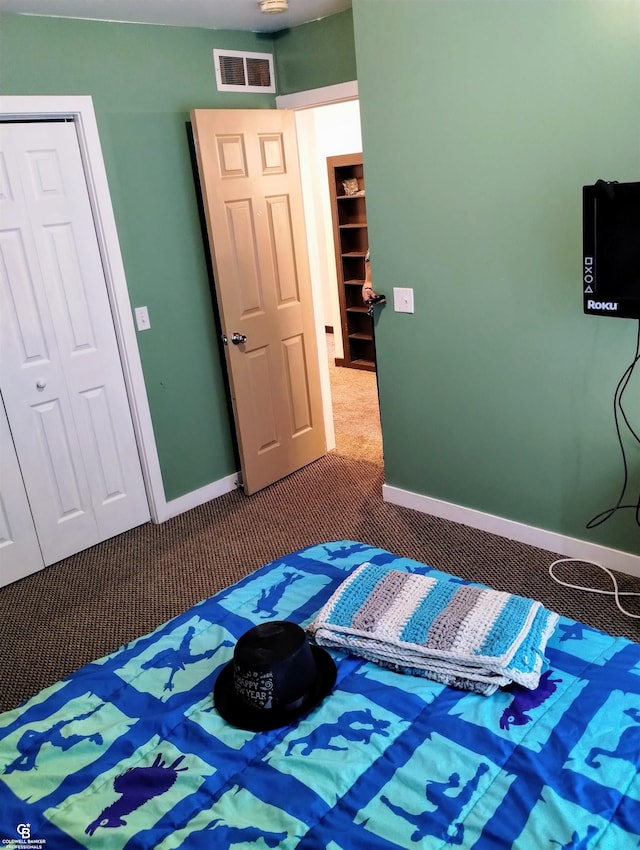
[{"x1": 586, "y1": 319, "x2": 640, "y2": 530}]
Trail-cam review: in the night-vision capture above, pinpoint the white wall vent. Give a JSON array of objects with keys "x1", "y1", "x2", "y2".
[{"x1": 213, "y1": 49, "x2": 275, "y2": 94}]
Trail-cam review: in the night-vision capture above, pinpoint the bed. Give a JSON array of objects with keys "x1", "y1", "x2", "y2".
[{"x1": 1, "y1": 540, "x2": 638, "y2": 849}]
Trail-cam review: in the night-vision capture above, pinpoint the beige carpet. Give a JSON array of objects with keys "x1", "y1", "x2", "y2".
[{"x1": 327, "y1": 333, "x2": 383, "y2": 464}]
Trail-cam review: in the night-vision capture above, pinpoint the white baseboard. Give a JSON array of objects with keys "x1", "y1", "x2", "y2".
[
  {"x1": 158, "y1": 473, "x2": 239, "y2": 522},
  {"x1": 382, "y1": 484, "x2": 640, "y2": 579}
]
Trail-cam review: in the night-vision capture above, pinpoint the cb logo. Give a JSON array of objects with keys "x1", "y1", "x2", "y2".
[{"x1": 17, "y1": 824, "x2": 31, "y2": 839}]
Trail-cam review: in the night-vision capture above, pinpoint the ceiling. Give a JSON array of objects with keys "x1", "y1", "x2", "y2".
[{"x1": 0, "y1": 0, "x2": 352, "y2": 33}]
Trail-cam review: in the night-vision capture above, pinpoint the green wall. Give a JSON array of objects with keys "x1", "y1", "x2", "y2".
[
  {"x1": 0, "y1": 14, "x2": 276, "y2": 500},
  {"x1": 2, "y1": 5, "x2": 638, "y2": 557},
  {"x1": 273, "y1": 8, "x2": 357, "y2": 94},
  {"x1": 0, "y1": 9, "x2": 357, "y2": 504},
  {"x1": 353, "y1": 0, "x2": 640, "y2": 554}
]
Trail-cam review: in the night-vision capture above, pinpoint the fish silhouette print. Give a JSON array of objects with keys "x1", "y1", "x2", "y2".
[
  {"x1": 4, "y1": 705, "x2": 104, "y2": 773},
  {"x1": 85, "y1": 753, "x2": 187, "y2": 836}
]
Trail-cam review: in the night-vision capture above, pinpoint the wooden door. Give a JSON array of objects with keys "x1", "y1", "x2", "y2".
[
  {"x1": 191, "y1": 109, "x2": 326, "y2": 495},
  {"x1": 0, "y1": 121, "x2": 149, "y2": 572}
]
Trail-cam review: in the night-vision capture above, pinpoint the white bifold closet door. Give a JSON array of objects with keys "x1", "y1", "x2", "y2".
[
  {"x1": 0, "y1": 120, "x2": 149, "y2": 586},
  {"x1": 0, "y1": 397, "x2": 42, "y2": 585}
]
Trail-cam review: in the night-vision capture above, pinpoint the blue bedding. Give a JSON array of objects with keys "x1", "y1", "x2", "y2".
[{"x1": 1, "y1": 541, "x2": 638, "y2": 848}]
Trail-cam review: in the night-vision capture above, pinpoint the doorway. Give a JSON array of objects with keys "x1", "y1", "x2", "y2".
[
  {"x1": 325, "y1": 331, "x2": 382, "y2": 463},
  {"x1": 281, "y1": 88, "x2": 383, "y2": 465}
]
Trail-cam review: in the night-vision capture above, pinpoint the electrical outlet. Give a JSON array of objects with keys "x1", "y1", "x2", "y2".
[
  {"x1": 135, "y1": 306, "x2": 151, "y2": 331},
  {"x1": 393, "y1": 287, "x2": 414, "y2": 314}
]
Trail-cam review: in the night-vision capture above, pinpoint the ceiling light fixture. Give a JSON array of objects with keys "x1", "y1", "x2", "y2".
[{"x1": 259, "y1": 0, "x2": 288, "y2": 13}]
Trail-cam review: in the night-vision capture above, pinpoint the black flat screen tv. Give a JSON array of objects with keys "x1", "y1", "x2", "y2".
[{"x1": 583, "y1": 180, "x2": 640, "y2": 319}]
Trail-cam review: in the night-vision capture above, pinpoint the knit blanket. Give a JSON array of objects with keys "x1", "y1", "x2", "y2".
[{"x1": 308, "y1": 562, "x2": 559, "y2": 695}]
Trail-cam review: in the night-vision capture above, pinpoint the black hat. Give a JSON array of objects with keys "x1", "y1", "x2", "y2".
[{"x1": 214, "y1": 621, "x2": 337, "y2": 732}]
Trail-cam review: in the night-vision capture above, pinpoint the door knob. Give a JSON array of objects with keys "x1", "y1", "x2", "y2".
[
  {"x1": 36, "y1": 379, "x2": 46, "y2": 390},
  {"x1": 231, "y1": 332, "x2": 247, "y2": 345}
]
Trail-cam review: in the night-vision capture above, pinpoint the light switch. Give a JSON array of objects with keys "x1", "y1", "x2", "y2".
[
  {"x1": 393, "y1": 287, "x2": 414, "y2": 313},
  {"x1": 135, "y1": 306, "x2": 151, "y2": 331}
]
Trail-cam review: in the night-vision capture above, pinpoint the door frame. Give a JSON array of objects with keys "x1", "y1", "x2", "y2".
[
  {"x1": 0, "y1": 95, "x2": 166, "y2": 521},
  {"x1": 276, "y1": 82, "x2": 360, "y2": 450},
  {"x1": 276, "y1": 81, "x2": 359, "y2": 110}
]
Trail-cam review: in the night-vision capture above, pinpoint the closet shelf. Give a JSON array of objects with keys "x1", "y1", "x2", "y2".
[{"x1": 327, "y1": 152, "x2": 376, "y2": 373}]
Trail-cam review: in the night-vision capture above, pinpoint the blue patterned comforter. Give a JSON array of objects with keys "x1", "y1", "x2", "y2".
[{"x1": 1, "y1": 541, "x2": 638, "y2": 848}]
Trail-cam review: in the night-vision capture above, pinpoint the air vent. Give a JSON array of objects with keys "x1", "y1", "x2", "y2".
[{"x1": 213, "y1": 49, "x2": 275, "y2": 94}]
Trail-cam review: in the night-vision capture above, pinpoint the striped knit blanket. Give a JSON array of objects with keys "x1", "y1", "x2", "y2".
[{"x1": 308, "y1": 562, "x2": 559, "y2": 695}]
